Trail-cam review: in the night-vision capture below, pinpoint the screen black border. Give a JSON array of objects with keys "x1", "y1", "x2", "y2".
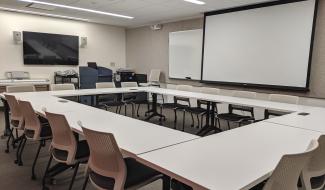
[
  {"x1": 200, "y1": 0, "x2": 319, "y2": 92},
  {"x1": 22, "y1": 31, "x2": 79, "y2": 66}
]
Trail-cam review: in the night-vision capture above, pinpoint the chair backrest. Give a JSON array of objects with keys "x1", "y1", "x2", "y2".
[
  {"x1": 82, "y1": 127, "x2": 127, "y2": 190},
  {"x1": 6, "y1": 85, "x2": 35, "y2": 93},
  {"x1": 50, "y1": 84, "x2": 75, "y2": 91},
  {"x1": 230, "y1": 91, "x2": 257, "y2": 115},
  {"x1": 5, "y1": 94, "x2": 22, "y2": 121},
  {"x1": 149, "y1": 69, "x2": 161, "y2": 83},
  {"x1": 18, "y1": 100, "x2": 42, "y2": 140},
  {"x1": 263, "y1": 140, "x2": 319, "y2": 190},
  {"x1": 45, "y1": 112, "x2": 77, "y2": 165},
  {"x1": 269, "y1": 94, "x2": 299, "y2": 104},
  {"x1": 175, "y1": 85, "x2": 193, "y2": 104},
  {"x1": 96, "y1": 82, "x2": 115, "y2": 89},
  {"x1": 301, "y1": 135, "x2": 325, "y2": 190},
  {"x1": 121, "y1": 82, "x2": 138, "y2": 88}
]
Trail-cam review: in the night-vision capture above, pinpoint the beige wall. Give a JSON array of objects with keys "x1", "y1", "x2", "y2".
[
  {"x1": 126, "y1": 0, "x2": 325, "y2": 99},
  {"x1": 0, "y1": 11, "x2": 126, "y2": 82}
]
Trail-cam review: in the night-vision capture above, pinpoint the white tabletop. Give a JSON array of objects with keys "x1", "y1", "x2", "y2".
[
  {"x1": 2, "y1": 87, "x2": 325, "y2": 189},
  {"x1": 138, "y1": 122, "x2": 321, "y2": 190},
  {"x1": 3, "y1": 90, "x2": 199, "y2": 156},
  {"x1": 265, "y1": 107, "x2": 325, "y2": 133}
]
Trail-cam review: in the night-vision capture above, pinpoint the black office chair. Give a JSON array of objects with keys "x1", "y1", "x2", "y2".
[
  {"x1": 216, "y1": 91, "x2": 256, "y2": 130},
  {"x1": 159, "y1": 85, "x2": 194, "y2": 130},
  {"x1": 182, "y1": 87, "x2": 221, "y2": 130}
]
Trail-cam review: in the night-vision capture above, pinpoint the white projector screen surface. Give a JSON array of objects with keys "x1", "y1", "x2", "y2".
[
  {"x1": 169, "y1": 29, "x2": 203, "y2": 80},
  {"x1": 202, "y1": 0, "x2": 316, "y2": 89}
]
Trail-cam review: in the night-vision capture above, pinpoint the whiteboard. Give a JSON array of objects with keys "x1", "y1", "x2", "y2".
[{"x1": 169, "y1": 29, "x2": 203, "y2": 80}]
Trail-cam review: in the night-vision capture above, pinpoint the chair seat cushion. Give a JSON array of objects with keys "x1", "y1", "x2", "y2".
[
  {"x1": 10, "y1": 120, "x2": 20, "y2": 128},
  {"x1": 266, "y1": 109, "x2": 289, "y2": 117},
  {"x1": 217, "y1": 113, "x2": 253, "y2": 122},
  {"x1": 185, "y1": 107, "x2": 207, "y2": 114},
  {"x1": 25, "y1": 124, "x2": 52, "y2": 138},
  {"x1": 311, "y1": 175, "x2": 325, "y2": 189},
  {"x1": 89, "y1": 158, "x2": 160, "y2": 189},
  {"x1": 161, "y1": 103, "x2": 189, "y2": 109},
  {"x1": 53, "y1": 140, "x2": 89, "y2": 161}
]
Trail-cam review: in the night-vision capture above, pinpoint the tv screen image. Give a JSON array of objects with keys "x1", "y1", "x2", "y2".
[{"x1": 23, "y1": 31, "x2": 79, "y2": 65}]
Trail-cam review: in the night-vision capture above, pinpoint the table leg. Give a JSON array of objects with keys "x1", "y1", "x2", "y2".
[
  {"x1": 196, "y1": 102, "x2": 222, "y2": 137},
  {"x1": 1, "y1": 98, "x2": 11, "y2": 137},
  {"x1": 145, "y1": 93, "x2": 165, "y2": 121}
]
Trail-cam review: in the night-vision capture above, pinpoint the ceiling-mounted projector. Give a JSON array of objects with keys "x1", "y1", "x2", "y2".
[{"x1": 150, "y1": 24, "x2": 163, "y2": 31}]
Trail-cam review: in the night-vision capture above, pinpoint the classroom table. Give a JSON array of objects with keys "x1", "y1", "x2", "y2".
[
  {"x1": 2, "y1": 87, "x2": 325, "y2": 190},
  {"x1": 265, "y1": 106, "x2": 325, "y2": 133},
  {"x1": 138, "y1": 122, "x2": 321, "y2": 190},
  {"x1": 1, "y1": 90, "x2": 199, "y2": 157}
]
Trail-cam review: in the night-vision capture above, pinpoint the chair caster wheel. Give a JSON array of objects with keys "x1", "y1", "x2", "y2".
[
  {"x1": 42, "y1": 186, "x2": 49, "y2": 190},
  {"x1": 5, "y1": 149, "x2": 9, "y2": 153},
  {"x1": 18, "y1": 161, "x2": 23, "y2": 166},
  {"x1": 14, "y1": 160, "x2": 18, "y2": 164},
  {"x1": 31, "y1": 175, "x2": 36, "y2": 180}
]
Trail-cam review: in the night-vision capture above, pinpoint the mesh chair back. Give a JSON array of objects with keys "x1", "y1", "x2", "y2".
[
  {"x1": 50, "y1": 84, "x2": 75, "y2": 91},
  {"x1": 301, "y1": 135, "x2": 325, "y2": 189},
  {"x1": 6, "y1": 85, "x2": 35, "y2": 93},
  {"x1": 96, "y1": 82, "x2": 115, "y2": 89},
  {"x1": 45, "y1": 112, "x2": 77, "y2": 164},
  {"x1": 5, "y1": 94, "x2": 22, "y2": 122},
  {"x1": 82, "y1": 127, "x2": 127, "y2": 190},
  {"x1": 149, "y1": 69, "x2": 161, "y2": 83},
  {"x1": 18, "y1": 100, "x2": 41, "y2": 140},
  {"x1": 269, "y1": 94, "x2": 299, "y2": 104},
  {"x1": 263, "y1": 140, "x2": 319, "y2": 190},
  {"x1": 121, "y1": 82, "x2": 138, "y2": 88}
]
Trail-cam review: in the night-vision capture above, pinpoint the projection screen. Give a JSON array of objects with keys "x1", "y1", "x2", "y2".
[{"x1": 201, "y1": 0, "x2": 317, "y2": 90}]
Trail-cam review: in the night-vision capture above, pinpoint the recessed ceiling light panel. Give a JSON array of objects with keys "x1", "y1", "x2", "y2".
[
  {"x1": 184, "y1": 0, "x2": 206, "y2": 5},
  {"x1": 18, "y1": 0, "x2": 134, "y2": 19},
  {"x1": 0, "y1": 6, "x2": 89, "y2": 22}
]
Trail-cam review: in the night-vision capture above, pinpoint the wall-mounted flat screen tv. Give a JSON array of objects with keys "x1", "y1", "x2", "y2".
[{"x1": 23, "y1": 31, "x2": 79, "y2": 65}]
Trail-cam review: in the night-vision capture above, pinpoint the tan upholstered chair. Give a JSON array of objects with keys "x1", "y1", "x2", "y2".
[
  {"x1": 6, "y1": 85, "x2": 35, "y2": 92},
  {"x1": 43, "y1": 112, "x2": 89, "y2": 190},
  {"x1": 139, "y1": 69, "x2": 161, "y2": 87},
  {"x1": 4, "y1": 95, "x2": 24, "y2": 155},
  {"x1": 259, "y1": 140, "x2": 319, "y2": 190},
  {"x1": 301, "y1": 135, "x2": 325, "y2": 190},
  {"x1": 217, "y1": 91, "x2": 256, "y2": 130},
  {"x1": 50, "y1": 83, "x2": 75, "y2": 91},
  {"x1": 18, "y1": 100, "x2": 52, "y2": 179},
  {"x1": 81, "y1": 126, "x2": 167, "y2": 190},
  {"x1": 265, "y1": 94, "x2": 299, "y2": 119}
]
